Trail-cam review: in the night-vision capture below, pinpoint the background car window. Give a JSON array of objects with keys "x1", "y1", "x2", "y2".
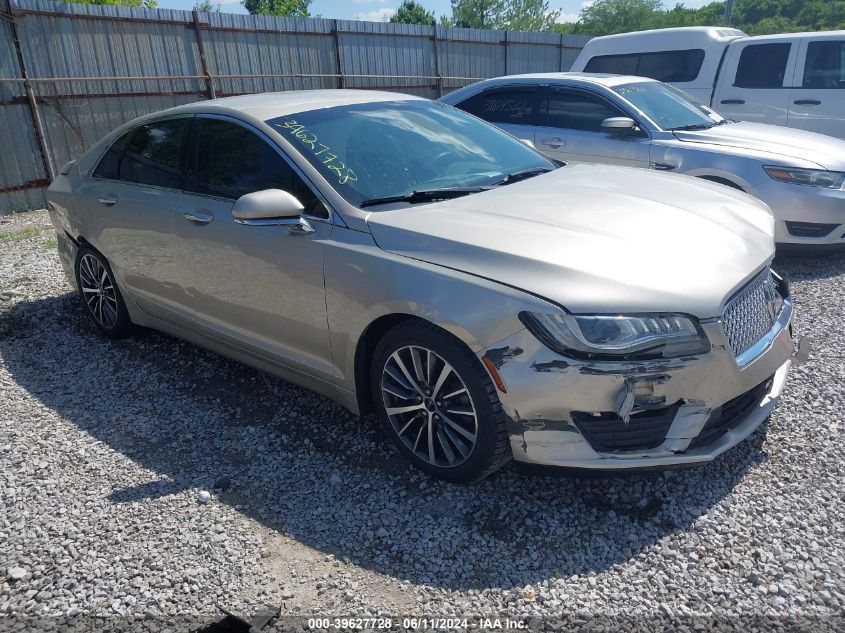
[
  {"x1": 734, "y1": 43, "x2": 791, "y2": 88},
  {"x1": 192, "y1": 118, "x2": 323, "y2": 216},
  {"x1": 456, "y1": 88, "x2": 538, "y2": 125},
  {"x1": 92, "y1": 130, "x2": 133, "y2": 180},
  {"x1": 118, "y1": 119, "x2": 189, "y2": 189},
  {"x1": 614, "y1": 81, "x2": 722, "y2": 130},
  {"x1": 584, "y1": 50, "x2": 705, "y2": 83},
  {"x1": 803, "y1": 41, "x2": 845, "y2": 89},
  {"x1": 545, "y1": 90, "x2": 624, "y2": 132}
]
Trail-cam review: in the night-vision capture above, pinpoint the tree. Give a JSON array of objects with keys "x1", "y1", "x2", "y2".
[
  {"x1": 448, "y1": 0, "x2": 506, "y2": 28},
  {"x1": 390, "y1": 0, "x2": 436, "y2": 25},
  {"x1": 502, "y1": 0, "x2": 561, "y2": 30},
  {"x1": 242, "y1": 0, "x2": 309, "y2": 16},
  {"x1": 193, "y1": 0, "x2": 219, "y2": 11},
  {"x1": 553, "y1": 0, "x2": 845, "y2": 36},
  {"x1": 445, "y1": 0, "x2": 559, "y2": 30},
  {"x1": 65, "y1": 0, "x2": 157, "y2": 7},
  {"x1": 577, "y1": 0, "x2": 663, "y2": 34}
]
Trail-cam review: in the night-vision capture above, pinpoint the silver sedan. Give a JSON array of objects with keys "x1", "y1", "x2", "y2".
[
  {"x1": 440, "y1": 73, "x2": 845, "y2": 251},
  {"x1": 47, "y1": 90, "x2": 801, "y2": 481}
]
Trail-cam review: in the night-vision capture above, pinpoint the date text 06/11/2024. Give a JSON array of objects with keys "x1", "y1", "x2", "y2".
[{"x1": 305, "y1": 617, "x2": 529, "y2": 630}]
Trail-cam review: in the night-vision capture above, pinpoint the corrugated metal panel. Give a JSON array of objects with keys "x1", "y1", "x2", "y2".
[
  {"x1": 0, "y1": 0, "x2": 590, "y2": 213},
  {"x1": 202, "y1": 13, "x2": 336, "y2": 95},
  {"x1": 0, "y1": 104, "x2": 46, "y2": 213},
  {"x1": 337, "y1": 20, "x2": 436, "y2": 97}
]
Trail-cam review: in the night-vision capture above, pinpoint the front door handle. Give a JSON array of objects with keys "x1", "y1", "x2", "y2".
[
  {"x1": 540, "y1": 137, "x2": 564, "y2": 148},
  {"x1": 650, "y1": 162, "x2": 676, "y2": 171},
  {"x1": 184, "y1": 211, "x2": 213, "y2": 225},
  {"x1": 97, "y1": 196, "x2": 118, "y2": 206},
  {"x1": 720, "y1": 99, "x2": 745, "y2": 105},
  {"x1": 794, "y1": 99, "x2": 821, "y2": 106}
]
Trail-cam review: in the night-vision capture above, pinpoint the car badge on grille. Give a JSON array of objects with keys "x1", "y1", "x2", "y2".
[{"x1": 762, "y1": 276, "x2": 779, "y2": 323}]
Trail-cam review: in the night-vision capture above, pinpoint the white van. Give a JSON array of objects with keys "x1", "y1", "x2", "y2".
[{"x1": 571, "y1": 27, "x2": 845, "y2": 139}]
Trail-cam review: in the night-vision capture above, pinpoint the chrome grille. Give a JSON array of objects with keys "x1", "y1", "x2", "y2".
[{"x1": 722, "y1": 269, "x2": 783, "y2": 358}]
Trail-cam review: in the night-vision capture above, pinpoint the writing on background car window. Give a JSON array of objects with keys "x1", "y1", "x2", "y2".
[
  {"x1": 274, "y1": 120, "x2": 358, "y2": 185},
  {"x1": 481, "y1": 98, "x2": 529, "y2": 119}
]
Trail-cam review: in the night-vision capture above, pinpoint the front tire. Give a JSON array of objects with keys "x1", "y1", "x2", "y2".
[
  {"x1": 370, "y1": 320, "x2": 511, "y2": 483},
  {"x1": 74, "y1": 245, "x2": 132, "y2": 338}
]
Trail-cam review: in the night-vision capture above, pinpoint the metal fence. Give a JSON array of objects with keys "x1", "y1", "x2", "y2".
[{"x1": 0, "y1": 0, "x2": 591, "y2": 213}]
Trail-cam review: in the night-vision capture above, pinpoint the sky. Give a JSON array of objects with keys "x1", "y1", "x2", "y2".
[{"x1": 155, "y1": 0, "x2": 712, "y2": 24}]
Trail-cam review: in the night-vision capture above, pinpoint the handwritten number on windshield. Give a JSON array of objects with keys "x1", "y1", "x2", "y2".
[{"x1": 275, "y1": 120, "x2": 358, "y2": 185}]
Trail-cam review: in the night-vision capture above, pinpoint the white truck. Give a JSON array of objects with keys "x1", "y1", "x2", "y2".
[{"x1": 570, "y1": 26, "x2": 845, "y2": 139}]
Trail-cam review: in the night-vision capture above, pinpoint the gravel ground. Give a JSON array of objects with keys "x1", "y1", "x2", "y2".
[{"x1": 1, "y1": 210, "x2": 844, "y2": 632}]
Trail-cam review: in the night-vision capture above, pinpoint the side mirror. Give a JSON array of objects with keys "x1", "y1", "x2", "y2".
[
  {"x1": 232, "y1": 189, "x2": 314, "y2": 234},
  {"x1": 601, "y1": 117, "x2": 639, "y2": 134},
  {"x1": 519, "y1": 137, "x2": 536, "y2": 149}
]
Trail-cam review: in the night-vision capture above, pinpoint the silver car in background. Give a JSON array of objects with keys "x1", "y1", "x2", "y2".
[
  {"x1": 47, "y1": 90, "x2": 800, "y2": 482},
  {"x1": 441, "y1": 73, "x2": 845, "y2": 251}
]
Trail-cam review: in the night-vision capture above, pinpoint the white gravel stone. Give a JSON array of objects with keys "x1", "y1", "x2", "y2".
[{"x1": 1, "y1": 210, "x2": 844, "y2": 631}]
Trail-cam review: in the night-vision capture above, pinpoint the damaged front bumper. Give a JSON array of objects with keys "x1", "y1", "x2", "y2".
[{"x1": 483, "y1": 292, "x2": 804, "y2": 469}]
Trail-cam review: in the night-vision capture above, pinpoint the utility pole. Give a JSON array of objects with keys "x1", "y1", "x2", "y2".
[{"x1": 724, "y1": 0, "x2": 734, "y2": 26}]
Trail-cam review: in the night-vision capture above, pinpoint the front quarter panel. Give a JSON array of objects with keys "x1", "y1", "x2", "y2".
[{"x1": 324, "y1": 225, "x2": 555, "y2": 392}]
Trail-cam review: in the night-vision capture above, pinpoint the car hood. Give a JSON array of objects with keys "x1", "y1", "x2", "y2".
[
  {"x1": 366, "y1": 164, "x2": 775, "y2": 318},
  {"x1": 673, "y1": 121, "x2": 845, "y2": 170}
]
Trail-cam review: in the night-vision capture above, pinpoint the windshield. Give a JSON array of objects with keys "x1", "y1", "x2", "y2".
[
  {"x1": 612, "y1": 82, "x2": 726, "y2": 131},
  {"x1": 266, "y1": 100, "x2": 555, "y2": 207}
]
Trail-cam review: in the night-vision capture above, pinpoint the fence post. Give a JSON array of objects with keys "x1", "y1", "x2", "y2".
[
  {"x1": 192, "y1": 10, "x2": 216, "y2": 99},
  {"x1": 432, "y1": 23, "x2": 442, "y2": 97},
  {"x1": 332, "y1": 20, "x2": 344, "y2": 88},
  {"x1": 4, "y1": 0, "x2": 54, "y2": 182},
  {"x1": 559, "y1": 33, "x2": 565, "y2": 71},
  {"x1": 503, "y1": 30, "x2": 508, "y2": 75}
]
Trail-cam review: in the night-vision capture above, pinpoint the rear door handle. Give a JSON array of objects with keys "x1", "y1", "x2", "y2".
[
  {"x1": 184, "y1": 211, "x2": 213, "y2": 225},
  {"x1": 794, "y1": 99, "x2": 821, "y2": 106},
  {"x1": 720, "y1": 99, "x2": 745, "y2": 105},
  {"x1": 97, "y1": 196, "x2": 118, "y2": 206},
  {"x1": 540, "y1": 137, "x2": 564, "y2": 148}
]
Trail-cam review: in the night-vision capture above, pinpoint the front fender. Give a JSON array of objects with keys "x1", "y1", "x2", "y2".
[{"x1": 324, "y1": 226, "x2": 555, "y2": 392}]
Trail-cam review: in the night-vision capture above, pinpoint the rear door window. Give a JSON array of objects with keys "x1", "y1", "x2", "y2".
[
  {"x1": 118, "y1": 119, "x2": 190, "y2": 189},
  {"x1": 802, "y1": 41, "x2": 845, "y2": 89},
  {"x1": 456, "y1": 87, "x2": 540, "y2": 125},
  {"x1": 584, "y1": 50, "x2": 705, "y2": 82},
  {"x1": 92, "y1": 130, "x2": 133, "y2": 180},
  {"x1": 733, "y1": 43, "x2": 791, "y2": 88}
]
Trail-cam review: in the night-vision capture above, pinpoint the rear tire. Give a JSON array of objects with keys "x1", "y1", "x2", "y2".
[
  {"x1": 74, "y1": 245, "x2": 132, "y2": 339},
  {"x1": 370, "y1": 320, "x2": 511, "y2": 483}
]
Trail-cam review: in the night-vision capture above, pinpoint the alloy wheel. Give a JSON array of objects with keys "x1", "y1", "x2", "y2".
[
  {"x1": 78, "y1": 253, "x2": 119, "y2": 330},
  {"x1": 380, "y1": 345, "x2": 478, "y2": 468}
]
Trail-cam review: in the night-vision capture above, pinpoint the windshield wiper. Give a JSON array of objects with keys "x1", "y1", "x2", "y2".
[
  {"x1": 670, "y1": 123, "x2": 714, "y2": 131},
  {"x1": 359, "y1": 186, "x2": 489, "y2": 208},
  {"x1": 492, "y1": 166, "x2": 554, "y2": 187}
]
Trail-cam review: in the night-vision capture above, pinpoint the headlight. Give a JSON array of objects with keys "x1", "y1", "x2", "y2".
[
  {"x1": 764, "y1": 166, "x2": 845, "y2": 189},
  {"x1": 519, "y1": 312, "x2": 710, "y2": 360}
]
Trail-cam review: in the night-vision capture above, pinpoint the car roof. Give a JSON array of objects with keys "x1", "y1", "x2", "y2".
[
  {"x1": 586, "y1": 26, "x2": 746, "y2": 43},
  {"x1": 476, "y1": 72, "x2": 656, "y2": 87},
  {"x1": 166, "y1": 89, "x2": 424, "y2": 121}
]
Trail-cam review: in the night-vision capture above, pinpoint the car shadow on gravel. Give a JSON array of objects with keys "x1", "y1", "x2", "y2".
[{"x1": 2, "y1": 292, "x2": 774, "y2": 592}]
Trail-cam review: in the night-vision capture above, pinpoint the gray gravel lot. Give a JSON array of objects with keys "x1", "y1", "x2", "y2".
[{"x1": 1, "y1": 210, "x2": 844, "y2": 632}]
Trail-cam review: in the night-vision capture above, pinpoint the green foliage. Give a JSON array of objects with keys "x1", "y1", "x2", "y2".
[
  {"x1": 502, "y1": 0, "x2": 561, "y2": 30},
  {"x1": 192, "y1": 0, "x2": 219, "y2": 11},
  {"x1": 552, "y1": 0, "x2": 845, "y2": 36},
  {"x1": 390, "y1": 0, "x2": 436, "y2": 25},
  {"x1": 577, "y1": 0, "x2": 663, "y2": 35},
  {"x1": 447, "y1": 0, "x2": 506, "y2": 28},
  {"x1": 445, "y1": 0, "x2": 560, "y2": 30},
  {"x1": 242, "y1": 0, "x2": 309, "y2": 17},
  {"x1": 62, "y1": 0, "x2": 157, "y2": 7}
]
